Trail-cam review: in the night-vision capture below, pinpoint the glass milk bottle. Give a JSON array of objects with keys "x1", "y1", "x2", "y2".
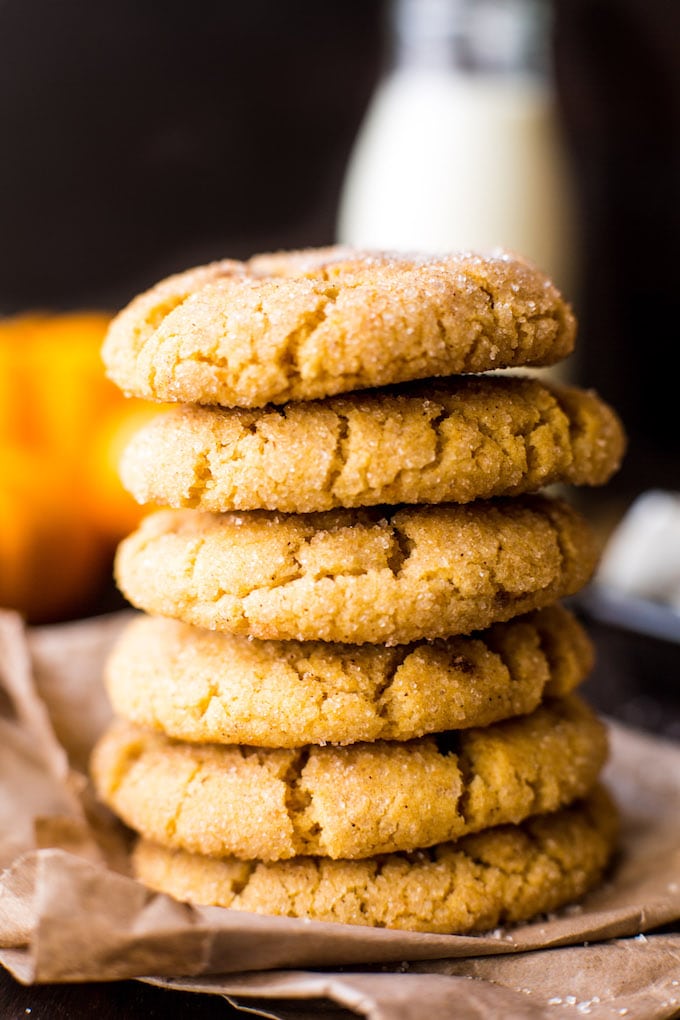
[{"x1": 337, "y1": 0, "x2": 576, "y2": 303}]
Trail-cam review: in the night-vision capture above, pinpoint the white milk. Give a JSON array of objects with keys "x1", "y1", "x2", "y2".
[
  {"x1": 337, "y1": 68, "x2": 575, "y2": 297},
  {"x1": 337, "y1": 0, "x2": 576, "y2": 301}
]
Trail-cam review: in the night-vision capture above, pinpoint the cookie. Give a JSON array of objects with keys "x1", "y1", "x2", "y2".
[
  {"x1": 119, "y1": 376, "x2": 625, "y2": 513},
  {"x1": 105, "y1": 605, "x2": 593, "y2": 747},
  {"x1": 102, "y1": 248, "x2": 576, "y2": 408},
  {"x1": 91, "y1": 695, "x2": 607, "y2": 861},
  {"x1": 132, "y1": 786, "x2": 617, "y2": 932},
  {"x1": 114, "y1": 496, "x2": 598, "y2": 644}
]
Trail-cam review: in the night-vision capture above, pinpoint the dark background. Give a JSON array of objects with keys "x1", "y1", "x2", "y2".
[{"x1": 0, "y1": 0, "x2": 678, "y2": 500}]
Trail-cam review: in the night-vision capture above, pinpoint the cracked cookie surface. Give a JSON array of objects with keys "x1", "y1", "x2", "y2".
[
  {"x1": 106, "y1": 605, "x2": 592, "y2": 747},
  {"x1": 114, "y1": 496, "x2": 598, "y2": 644},
  {"x1": 102, "y1": 248, "x2": 576, "y2": 408},
  {"x1": 119, "y1": 376, "x2": 624, "y2": 513},
  {"x1": 132, "y1": 786, "x2": 617, "y2": 932},
  {"x1": 91, "y1": 695, "x2": 607, "y2": 861}
]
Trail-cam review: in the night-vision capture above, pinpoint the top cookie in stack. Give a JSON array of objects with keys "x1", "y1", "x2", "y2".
[
  {"x1": 103, "y1": 247, "x2": 577, "y2": 409},
  {"x1": 93, "y1": 247, "x2": 625, "y2": 934}
]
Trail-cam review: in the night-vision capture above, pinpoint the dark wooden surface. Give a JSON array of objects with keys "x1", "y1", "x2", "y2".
[{"x1": 0, "y1": 969, "x2": 249, "y2": 1018}]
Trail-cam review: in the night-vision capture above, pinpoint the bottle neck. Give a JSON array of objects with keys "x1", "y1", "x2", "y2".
[{"x1": 390, "y1": 0, "x2": 552, "y2": 78}]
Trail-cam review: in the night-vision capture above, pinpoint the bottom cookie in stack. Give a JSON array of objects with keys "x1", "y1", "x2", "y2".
[{"x1": 132, "y1": 788, "x2": 617, "y2": 934}]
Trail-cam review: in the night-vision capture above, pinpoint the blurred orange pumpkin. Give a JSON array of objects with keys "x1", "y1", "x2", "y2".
[
  {"x1": 0, "y1": 312, "x2": 160, "y2": 623},
  {"x1": 0, "y1": 445, "x2": 104, "y2": 622}
]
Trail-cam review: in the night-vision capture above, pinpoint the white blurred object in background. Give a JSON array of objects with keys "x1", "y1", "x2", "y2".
[
  {"x1": 337, "y1": 0, "x2": 576, "y2": 300},
  {"x1": 597, "y1": 490, "x2": 680, "y2": 611}
]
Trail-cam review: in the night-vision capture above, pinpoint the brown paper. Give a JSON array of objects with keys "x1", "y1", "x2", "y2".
[{"x1": 0, "y1": 609, "x2": 679, "y2": 1018}]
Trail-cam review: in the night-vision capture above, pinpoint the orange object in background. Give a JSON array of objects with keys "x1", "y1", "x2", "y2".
[
  {"x1": 0, "y1": 312, "x2": 160, "y2": 623},
  {"x1": 85, "y1": 403, "x2": 165, "y2": 539},
  {"x1": 0, "y1": 445, "x2": 104, "y2": 622}
]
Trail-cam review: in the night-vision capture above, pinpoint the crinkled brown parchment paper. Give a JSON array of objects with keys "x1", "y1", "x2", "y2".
[{"x1": 0, "y1": 610, "x2": 678, "y2": 1019}]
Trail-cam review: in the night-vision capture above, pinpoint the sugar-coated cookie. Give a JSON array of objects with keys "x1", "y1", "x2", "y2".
[
  {"x1": 91, "y1": 695, "x2": 607, "y2": 861},
  {"x1": 114, "y1": 496, "x2": 598, "y2": 644},
  {"x1": 119, "y1": 376, "x2": 624, "y2": 513},
  {"x1": 102, "y1": 248, "x2": 576, "y2": 408},
  {"x1": 105, "y1": 606, "x2": 592, "y2": 746},
  {"x1": 132, "y1": 788, "x2": 617, "y2": 933}
]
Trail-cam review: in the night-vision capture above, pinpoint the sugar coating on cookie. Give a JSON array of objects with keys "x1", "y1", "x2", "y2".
[
  {"x1": 91, "y1": 695, "x2": 607, "y2": 861},
  {"x1": 102, "y1": 248, "x2": 576, "y2": 408},
  {"x1": 132, "y1": 787, "x2": 618, "y2": 932},
  {"x1": 114, "y1": 496, "x2": 598, "y2": 645},
  {"x1": 106, "y1": 606, "x2": 593, "y2": 746},
  {"x1": 119, "y1": 376, "x2": 625, "y2": 513}
]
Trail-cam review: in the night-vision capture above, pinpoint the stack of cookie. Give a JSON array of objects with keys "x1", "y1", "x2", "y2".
[{"x1": 92, "y1": 248, "x2": 625, "y2": 933}]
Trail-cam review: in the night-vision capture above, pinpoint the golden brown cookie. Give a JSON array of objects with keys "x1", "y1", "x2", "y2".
[
  {"x1": 119, "y1": 376, "x2": 624, "y2": 513},
  {"x1": 91, "y1": 695, "x2": 607, "y2": 861},
  {"x1": 114, "y1": 496, "x2": 598, "y2": 644},
  {"x1": 102, "y1": 248, "x2": 576, "y2": 408},
  {"x1": 105, "y1": 606, "x2": 592, "y2": 747},
  {"x1": 132, "y1": 786, "x2": 618, "y2": 932}
]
